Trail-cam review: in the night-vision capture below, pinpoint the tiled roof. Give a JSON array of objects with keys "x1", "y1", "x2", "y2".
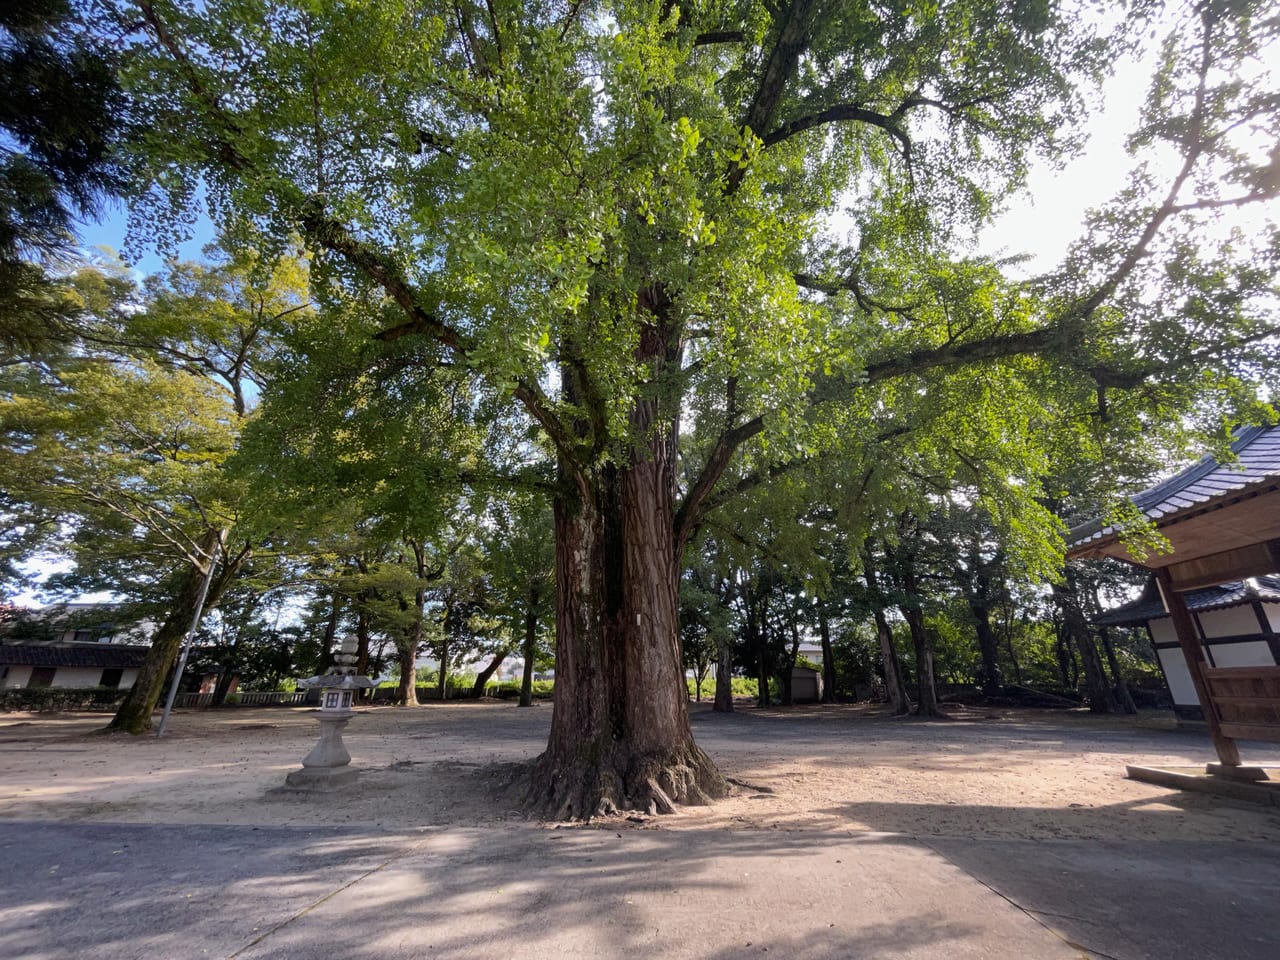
[
  {"x1": 1094, "y1": 575, "x2": 1280, "y2": 626},
  {"x1": 1067, "y1": 424, "x2": 1280, "y2": 549},
  {"x1": 0, "y1": 643, "x2": 151, "y2": 669}
]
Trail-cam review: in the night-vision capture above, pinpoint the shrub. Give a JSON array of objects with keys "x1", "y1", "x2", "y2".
[
  {"x1": 0, "y1": 686, "x2": 130, "y2": 712},
  {"x1": 488, "y1": 679, "x2": 555, "y2": 700},
  {"x1": 684, "y1": 677, "x2": 760, "y2": 699}
]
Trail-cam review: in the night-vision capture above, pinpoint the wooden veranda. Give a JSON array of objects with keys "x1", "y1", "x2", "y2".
[{"x1": 1067, "y1": 424, "x2": 1280, "y2": 778}]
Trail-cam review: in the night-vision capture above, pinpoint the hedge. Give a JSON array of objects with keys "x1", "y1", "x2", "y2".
[{"x1": 0, "y1": 686, "x2": 131, "y2": 712}]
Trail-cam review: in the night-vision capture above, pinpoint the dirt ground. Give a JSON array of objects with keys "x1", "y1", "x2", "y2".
[{"x1": 2, "y1": 700, "x2": 1279, "y2": 843}]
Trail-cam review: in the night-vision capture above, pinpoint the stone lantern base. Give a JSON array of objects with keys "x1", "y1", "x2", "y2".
[
  {"x1": 284, "y1": 764, "x2": 359, "y2": 791},
  {"x1": 281, "y1": 710, "x2": 361, "y2": 791}
]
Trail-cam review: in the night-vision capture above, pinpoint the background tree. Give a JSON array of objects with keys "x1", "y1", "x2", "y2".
[
  {"x1": 0, "y1": 247, "x2": 310, "y2": 732},
  {"x1": 0, "y1": 0, "x2": 127, "y2": 352},
  {"x1": 481, "y1": 490, "x2": 555, "y2": 706}
]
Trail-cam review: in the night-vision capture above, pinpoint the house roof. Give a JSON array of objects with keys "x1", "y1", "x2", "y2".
[
  {"x1": 1094, "y1": 575, "x2": 1280, "y2": 627},
  {"x1": 1065, "y1": 424, "x2": 1280, "y2": 587},
  {"x1": 0, "y1": 643, "x2": 151, "y2": 669}
]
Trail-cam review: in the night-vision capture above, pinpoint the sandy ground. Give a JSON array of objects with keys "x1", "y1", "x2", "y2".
[{"x1": 2, "y1": 700, "x2": 1279, "y2": 843}]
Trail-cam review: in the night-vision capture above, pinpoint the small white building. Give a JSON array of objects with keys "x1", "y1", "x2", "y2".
[
  {"x1": 1095, "y1": 576, "x2": 1280, "y2": 725},
  {"x1": 0, "y1": 642, "x2": 150, "y2": 689}
]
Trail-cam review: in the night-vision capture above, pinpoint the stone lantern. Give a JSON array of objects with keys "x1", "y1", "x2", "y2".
[{"x1": 285, "y1": 636, "x2": 376, "y2": 790}]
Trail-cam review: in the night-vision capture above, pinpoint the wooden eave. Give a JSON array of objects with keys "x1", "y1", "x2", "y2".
[{"x1": 1068, "y1": 480, "x2": 1280, "y2": 591}]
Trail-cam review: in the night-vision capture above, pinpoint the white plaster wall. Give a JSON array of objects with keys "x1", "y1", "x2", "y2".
[
  {"x1": 1197, "y1": 605, "x2": 1263, "y2": 638},
  {"x1": 2, "y1": 666, "x2": 33, "y2": 689},
  {"x1": 48, "y1": 667, "x2": 110, "y2": 688},
  {"x1": 1156, "y1": 647, "x2": 1198, "y2": 706},
  {"x1": 0, "y1": 665, "x2": 138, "y2": 690},
  {"x1": 1206, "y1": 641, "x2": 1275, "y2": 668},
  {"x1": 53, "y1": 666, "x2": 139, "y2": 688},
  {"x1": 1149, "y1": 618, "x2": 1177, "y2": 645},
  {"x1": 1267, "y1": 603, "x2": 1280, "y2": 633}
]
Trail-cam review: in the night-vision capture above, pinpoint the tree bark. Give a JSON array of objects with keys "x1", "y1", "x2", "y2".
[
  {"x1": 970, "y1": 599, "x2": 1003, "y2": 698},
  {"x1": 107, "y1": 529, "x2": 234, "y2": 734},
  {"x1": 1098, "y1": 626, "x2": 1138, "y2": 714},
  {"x1": 863, "y1": 551, "x2": 912, "y2": 715},
  {"x1": 779, "y1": 618, "x2": 801, "y2": 706},
  {"x1": 524, "y1": 448, "x2": 727, "y2": 819},
  {"x1": 472, "y1": 650, "x2": 507, "y2": 697},
  {"x1": 212, "y1": 664, "x2": 237, "y2": 706},
  {"x1": 713, "y1": 619, "x2": 734, "y2": 713},
  {"x1": 744, "y1": 583, "x2": 772, "y2": 707},
  {"x1": 1052, "y1": 575, "x2": 1117, "y2": 713},
  {"x1": 872, "y1": 608, "x2": 912, "y2": 714},
  {"x1": 322, "y1": 588, "x2": 341, "y2": 657},
  {"x1": 902, "y1": 604, "x2": 941, "y2": 717},
  {"x1": 435, "y1": 632, "x2": 448, "y2": 701},
  {"x1": 354, "y1": 602, "x2": 372, "y2": 699},
  {"x1": 396, "y1": 637, "x2": 420, "y2": 706},
  {"x1": 519, "y1": 587, "x2": 538, "y2": 707},
  {"x1": 819, "y1": 605, "x2": 836, "y2": 703},
  {"x1": 1004, "y1": 615, "x2": 1024, "y2": 686},
  {"x1": 690, "y1": 653, "x2": 710, "y2": 701}
]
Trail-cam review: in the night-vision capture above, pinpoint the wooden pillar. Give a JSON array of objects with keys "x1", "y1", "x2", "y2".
[{"x1": 1155, "y1": 569, "x2": 1241, "y2": 766}]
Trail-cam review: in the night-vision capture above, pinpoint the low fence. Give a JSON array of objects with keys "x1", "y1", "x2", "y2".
[{"x1": 172, "y1": 690, "x2": 310, "y2": 709}]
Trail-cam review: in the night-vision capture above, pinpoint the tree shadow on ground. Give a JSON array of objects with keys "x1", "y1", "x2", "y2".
[
  {"x1": 818, "y1": 797, "x2": 1280, "y2": 960},
  {"x1": 0, "y1": 820, "x2": 1076, "y2": 960}
]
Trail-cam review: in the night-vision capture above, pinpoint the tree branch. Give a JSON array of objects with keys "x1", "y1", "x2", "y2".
[
  {"x1": 674, "y1": 416, "x2": 765, "y2": 550},
  {"x1": 862, "y1": 327, "x2": 1060, "y2": 382},
  {"x1": 763, "y1": 103, "x2": 912, "y2": 159},
  {"x1": 299, "y1": 201, "x2": 579, "y2": 460},
  {"x1": 694, "y1": 31, "x2": 745, "y2": 46},
  {"x1": 728, "y1": 0, "x2": 817, "y2": 192},
  {"x1": 1059, "y1": 7, "x2": 1216, "y2": 326},
  {"x1": 793, "y1": 271, "x2": 921, "y2": 318}
]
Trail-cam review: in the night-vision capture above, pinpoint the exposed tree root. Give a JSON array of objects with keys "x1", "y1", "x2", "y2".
[{"x1": 523, "y1": 739, "x2": 728, "y2": 822}]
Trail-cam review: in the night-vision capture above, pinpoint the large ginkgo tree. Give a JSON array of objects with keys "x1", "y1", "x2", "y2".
[{"x1": 108, "y1": 0, "x2": 1279, "y2": 817}]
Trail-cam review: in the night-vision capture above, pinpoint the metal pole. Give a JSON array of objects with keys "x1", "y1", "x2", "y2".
[{"x1": 156, "y1": 533, "x2": 224, "y2": 738}]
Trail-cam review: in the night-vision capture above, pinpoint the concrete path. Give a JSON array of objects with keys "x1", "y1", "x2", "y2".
[{"x1": 2, "y1": 819, "x2": 1277, "y2": 960}]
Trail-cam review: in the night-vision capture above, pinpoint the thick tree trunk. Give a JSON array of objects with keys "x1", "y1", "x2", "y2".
[
  {"x1": 435, "y1": 634, "x2": 448, "y2": 701},
  {"x1": 970, "y1": 600, "x2": 1002, "y2": 698},
  {"x1": 211, "y1": 664, "x2": 236, "y2": 706},
  {"x1": 107, "y1": 529, "x2": 230, "y2": 734},
  {"x1": 396, "y1": 638, "x2": 420, "y2": 706},
  {"x1": 902, "y1": 605, "x2": 941, "y2": 717},
  {"x1": 354, "y1": 604, "x2": 372, "y2": 700},
  {"x1": 524, "y1": 451, "x2": 727, "y2": 819},
  {"x1": 1005, "y1": 617, "x2": 1024, "y2": 686},
  {"x1": 819, "y1": 606, "x2": 836, "y2": 703},
  {"x1": 779, "y1": 619, "x2": 801, "y2": 706},
  {"x1": 1052, "y1": 578, "x2": 1117, "y2": 713},
  {"x1": 863, "y1": 545, "x2": 910, "y2": 714},
  {"x1": 519, "y1": 589, "x2": 538, "y2": 707},
  {"x1": 1098, "y1": 626, "x2": 1139, "y2": 714},
  {"x1": 322, "y1": 588, "x2": 341, "y2": 657},
  {"x1": 1054, "y1": 625, "x2": 1074, "y2": 688},
  {"x1": 472, "y1": 650, "x2": 507, "y2": 697},
  {"x1": 873, "y1": 608, "x2": 912, "y2": 715},
  {"x1": 713, "y1": 626, "x2": 734, "y2": 713}
]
